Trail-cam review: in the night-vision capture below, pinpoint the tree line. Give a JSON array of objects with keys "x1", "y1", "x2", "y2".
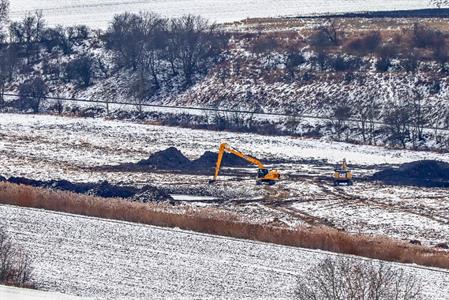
[
  {"x1": 0, "y1": 0, "x2": 229, "y2": 112},
  {"x1": 105, "y1": 12, "x2": 228, "y2": 110}
]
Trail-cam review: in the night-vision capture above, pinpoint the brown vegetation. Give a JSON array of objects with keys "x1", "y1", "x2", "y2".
[{"x1": 0, "y1": 182, "x2": 448, "y2": 270}]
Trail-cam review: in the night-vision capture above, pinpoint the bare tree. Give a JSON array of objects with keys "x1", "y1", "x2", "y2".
[
  {"x1": 169, "y1": 15, "x2": 227, "y2": 87},
  {"x1": 310, "y1": 18, "x2": 340, "y2": 49},
  {"x1": 169, "y1": 15, "x2": 210, "y2": 86},
  {"x1": 0, "y1": 0, "x2": 8, "y2": 42},
  {"x1": 106, "y1": 12, "x2": 148, "y2": 70},
  {"x1": 128, "y1": 70, "x2": 153, "y2": 114},
  {"x1": 296, "y1": 258, "x2": 421, "y2": 300},
  {"x1": 384, "y1": 101, "x2": 412, "y2": 149},
  {"x1": 0, "y1": 48, "x2": 8, "y2": 103},
  {"x1": 140, "y1": 13, "x2": 169, "y2": 89},
  {"x1": 18, "y1": 77, "x2": 48, "y2": 113},
  {"x1": 331, "y1": 103, "x2": 352, "y2": 140},
  {"x1": 353, "y1": 87, "x2": 381, "y2": 144},
  {"x1": 9, "y1": 10, "x2": 45, "y2": 62},
  {"x1": 0, "y1": 45, "x2": 19, "y2": 102},
  {"x1": 409, "y1": 89, "x2": 429, "y2": 147},
  {"x1": 107, "y1": 13, "x2": 228, "y2": 88}
]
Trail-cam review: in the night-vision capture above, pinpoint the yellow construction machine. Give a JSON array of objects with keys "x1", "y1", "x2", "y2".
[
  {"x1": 209, "y1": 143, "x2": 280, "y2": 185},
  {"x1": 333, "y1": 158, "x2": 353, "y2": 186}
]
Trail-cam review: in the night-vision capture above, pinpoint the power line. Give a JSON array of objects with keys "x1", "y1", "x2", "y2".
[{"x1": 4, "y1": 93, "x2": 449, "y2": 132}]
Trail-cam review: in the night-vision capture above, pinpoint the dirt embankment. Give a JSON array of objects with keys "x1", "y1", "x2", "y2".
[
  {"x1": 1, "y1": 177, "x2": 173, "y2": 202},
  {"x1": 372, "y1": 160, "x2": 449, "y2": 187}
]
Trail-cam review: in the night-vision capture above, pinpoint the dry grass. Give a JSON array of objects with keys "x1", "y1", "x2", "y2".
[{"x1": 0, "y1": 182, "x2": 448, "y2": 269}]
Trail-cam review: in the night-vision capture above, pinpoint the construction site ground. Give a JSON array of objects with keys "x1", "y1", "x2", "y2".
[{"x1": 1, "y1": 113, "x2": 449, "y2": 248}]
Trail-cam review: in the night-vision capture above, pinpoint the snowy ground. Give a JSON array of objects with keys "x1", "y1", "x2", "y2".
[
  {"x1": 0, "y1": 113, "x2": 448, "y2": 247},
  {"x1": 0, "y1": 285, "x2": 86, "y2": 300},
  {"x1": 10, "y1": 0, "x2": 431, "y2": 28},
  {"x1": 1, "y1": 204, "x2": 449, "y2": 299}
]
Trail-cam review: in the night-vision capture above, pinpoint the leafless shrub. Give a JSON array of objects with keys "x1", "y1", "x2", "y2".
[
  {"x1": 296, "y1": 258, "x2": 422, "y2": 300},
  {"x1": 0, "y1": 227, "x2": 34, "y2": 288},
  {"x1": 285, "y1": 51, "x2": 306, "y2": 79},
  {"x1": 310, "y1": 18, "x2": 340, "y2": 49},
  {"x1": 411, "y1": 23, "x2": 445, "y2": 50},
  {"x1": 252, "y1": 35, "x2": 279, "y2": 55},
  {"x1": 345, "y1": 31, "x2": 382, "y2": 55}
]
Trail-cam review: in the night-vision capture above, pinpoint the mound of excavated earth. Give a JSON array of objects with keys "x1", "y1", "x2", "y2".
[
  {"x1": 192, "y1": 151, "x2": 252, "y2": 168},
  {"x1": 7, "y1": 177, "x2": 173, "y2": 202},
  {"x1": 138, "y1": 147, "x2": 191, "y2": 170},
  {"x1": 110, "y1": 147, "x2": 252, "y2": 173},
  {"x1": 372, "y1": 160, "x2": 449, "y2": 187}
]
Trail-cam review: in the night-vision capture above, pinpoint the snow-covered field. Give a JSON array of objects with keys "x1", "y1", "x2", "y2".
[
  {"x1": 1, "y1": 204, "x2": 449, "y2": 299},
  {"x1": 0, "y1": 113, "x2": 448, "y2": 247},
  {"x1": 10, "y1": 0, "x2": 431, "y2": 28},
  {"x1": 0, "y1": 285, "x2": 86, "y2": 300}
]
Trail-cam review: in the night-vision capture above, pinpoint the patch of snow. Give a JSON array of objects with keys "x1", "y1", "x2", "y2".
[
  {"x1": 0, "y1": 285, "x2": 87, "y2": 300},
  {"x1": 171, "y1": 194, "x2": 218, "y2": 201}
]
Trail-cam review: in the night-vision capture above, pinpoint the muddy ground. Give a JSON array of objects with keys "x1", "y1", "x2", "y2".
[{"x1": 1, "y1": 114, "x2": 449, "y2": 249}]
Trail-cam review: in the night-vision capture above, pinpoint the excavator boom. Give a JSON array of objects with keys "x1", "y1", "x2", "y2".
[{"x1": 211, "y1": 143, "x2": 280, "y2": 185}]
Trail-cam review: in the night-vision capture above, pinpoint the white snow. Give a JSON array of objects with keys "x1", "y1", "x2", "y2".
[
  {"x1": 1, "y1": 204, "x2": 448, "y2": 299},
  {"x1": 10, "y1": 0, "x2": 431, "y2": 28},
  {"x1": 171, "y1": 194, "x2": 217, "y2": 201},
  {"x1": 0, "y1": 113, "x2": 447, "y2": 172},
  {"x1": 0, "y1": 285, "x2": 87, "y2": 300}
]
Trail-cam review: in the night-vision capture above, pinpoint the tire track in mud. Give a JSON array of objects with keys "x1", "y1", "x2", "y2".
[
  {"x1": 256, "y1": 177, "x2": 449, "y2": 230},
  {"x1": 254, "y1": 180, "x2": 341, "y2": 226},
  {"x1": 295, "y1": 178, "x2": 449, "y2": 226}
]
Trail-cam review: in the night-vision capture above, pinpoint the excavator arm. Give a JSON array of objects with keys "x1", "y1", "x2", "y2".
[{"x1": 211, "y1": 143, "x2": 280, "y2": 184}]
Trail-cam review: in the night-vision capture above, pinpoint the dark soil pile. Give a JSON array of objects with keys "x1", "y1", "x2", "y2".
[
  {"x1": 135, "y1": 147, "x2": 251, "y2": 171},
  {"x1": 137, "y1": 147, "x2": 191, "y2": 170},
  {"x1": 190, "y1": 151, "x2": 251, "y2": 169},
  {"x1": 96, "y1": 147, "x2": 258, "y2": 176},
  {"x1": 7, "y1": 177, "x2": 172, "y2": 202},
  {"x1": 372, "y1": 160, "x2": 449, "y2": 187}
]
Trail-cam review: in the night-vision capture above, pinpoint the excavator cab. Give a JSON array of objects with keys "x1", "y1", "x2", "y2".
[
  {"x1": 257, "y1": 168, "x2": 269, "y2": 178},
  {"x1": 333, "y1": 159, "x2": 353, "y2": 186},
  {"x1": 210, "y1": 143, "x2": 280, "y2": 185},
  {"x1": 257, "y1": 168, "x2": 280, "y2": 185}
]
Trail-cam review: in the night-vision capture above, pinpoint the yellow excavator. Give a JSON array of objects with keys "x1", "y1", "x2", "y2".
[
  {"x1": 209, "y1": 143, "x2": 280, "y2": 185},
  {"x1": 333, "y1": 158, "x2": 353, "y2": 186}
]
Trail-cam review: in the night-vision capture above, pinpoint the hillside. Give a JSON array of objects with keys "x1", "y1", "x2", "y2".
[{"x1": 3, "y1": 15, "x2": 449, "y2": 151}]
